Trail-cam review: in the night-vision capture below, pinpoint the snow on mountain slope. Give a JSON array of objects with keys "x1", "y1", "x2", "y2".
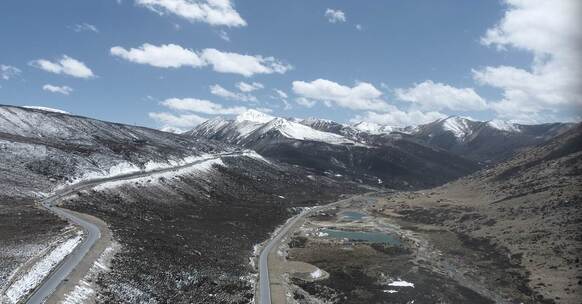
[
  {"x1": 352, "y1": 121, "x2": 397, "y2": 134},
  {"x1": 441, "y1": 116, "x2": 474, "y2": 139},
  {"x1": 23, "y1": 106, "x2": 69, "y2": 114},
  {"x1": 256, "y1": 118, "x2": 355, "y2": 145},
  {"x1": 190, "y1": 110, "x2": 356, "y2": 146},
  {"x1": 487, "y1": 119, "x2": 520, "y2": 133}
]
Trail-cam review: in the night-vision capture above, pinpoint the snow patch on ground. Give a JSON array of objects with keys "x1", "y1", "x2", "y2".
[
  {"x1": 93, "y1": 158, "x2": 224, "y2": 191},
  {"x1": 4, "y1": 235, "x2": 83, "y2": 303},
  {"x1": 61, "y1": 243, "x2": 119, "y2": 304},
  {"x1": 310, "y1": 269, "x2": 324, "y2": 279},
  {"x1": 383, "y1": 289, "x2": 398, "y2": 293},
  {"x1": 65, "y1": 154, "x2": 223, "y2": 189},
  {"x1": 388, "y1": 280, "x2": 415, "y2": 287}
]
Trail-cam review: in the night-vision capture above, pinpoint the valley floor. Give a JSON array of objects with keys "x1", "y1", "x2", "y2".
[{"x1": 274, "y1": 184, "x2": 581, "y2": 304}]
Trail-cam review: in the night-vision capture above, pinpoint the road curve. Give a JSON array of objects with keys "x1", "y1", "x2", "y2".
[{"x1": 25, "y1": 152, "x2": 238, "y2": 304}]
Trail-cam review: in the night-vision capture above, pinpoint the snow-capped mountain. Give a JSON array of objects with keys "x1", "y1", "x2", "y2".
[
  {"x1": 187, "y1": 110, "x2": 356, "y2": 146},
  {"x1": 188, "y1": 110, "x2": 480, "y2": 189},
  {"x1": 413, "y1": 116, "x2": 573, "y2": 162}
]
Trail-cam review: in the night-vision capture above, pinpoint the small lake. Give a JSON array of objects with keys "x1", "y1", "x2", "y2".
[{"x1": 320, "y1": 229, "x2": 401, "y2": 245}]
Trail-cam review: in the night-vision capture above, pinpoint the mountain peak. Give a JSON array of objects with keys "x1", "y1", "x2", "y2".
[
  {"x1": 487, "y1": 119, "x2": 520, "y2": 132},
  {"x1": 235, "y1": 109, "x2": 274, "y2": 124}
]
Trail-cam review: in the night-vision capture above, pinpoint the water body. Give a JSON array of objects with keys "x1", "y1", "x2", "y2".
[{"x1": 321, "y1": 229, "x2": 401, "y2": 245}]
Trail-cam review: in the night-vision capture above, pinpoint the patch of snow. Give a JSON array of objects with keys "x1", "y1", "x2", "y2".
[
  {"x1": 23, "y1": 106, "x2": 69, "y2": 114},
  {"x1": 310, "y1": 269, "x2": 323, "y2": 279},
  {"x1": 487, "y1": 119, "x2": 520, "y2": 132},
  {"x1": 5, "y1": 235, "x2": 83, "y2": 303},
  {"x1": 259, "y1": 118, "x2": 355, "y2": 145},
  {"x1": 61, "y1": 243, "x2": 118, "y2": 304},
  {"x1": 93, "y1": 158, "x2": 225, "y2": 191},
  {"x1": 388, "y1": 280, "x2": 415, "y2": 288},
  {"x1": 441, "y1": 116, "x2": 473, "y2": 139},
  {"x1": 240, "y1": 150, "x2": 271, "y2": 164},
  {"x1": 383, "y1": 289, "x2": 398, "y2": 293}
]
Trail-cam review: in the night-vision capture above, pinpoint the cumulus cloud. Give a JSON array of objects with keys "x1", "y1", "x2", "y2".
[
  {"x1": 161, "y1": 97, "x2": 247, "y2": 114},
  {"x1": 200, "y1": 48, "x2": 292, "y2": 76},
  {"x1": 111, "y1": 43, "x2": 204, "y2": 68},
  {"x1": 475, "y1": 0, "x2": 582, "y2": 121},
  {"x1": 1, "y1": 65, "x2": 21, "y2": 80},
  {"x1": 149, "y1": 112, "x2": 208, "y2": 128},
  {"x1": 111, "y1": 43, "x2": 292, "y2": 77},
  {"x1": 236, "y1": 81, "x2": 263, "y2": 92},
  {"x1": 136, "y1": 0, "x2": 246, "y2": 27},
  {"x1": 72, "y1": 23, "x2": 99, "y2": 33},
  {"x1": 292, "y1": 79, "x2": 390, "y2": 111},
  {"x1": 325, "y1": 9, "x2": 346, "y2": 23},
  {"x1": 351, "y1": 107, "x2": 446, "y2": 127},
  {"x1": 30, "y1": 55, "x2": 95, "y2": 79},
  {"x1": 210, "y1": 84, "x2": 257, "y2": 102},
  {"x1": 395, "y1": 80, "x2": 487, "y2": 111},
  {"x1": 42, "y1": 84, "x2": 73, "y2": 95}
]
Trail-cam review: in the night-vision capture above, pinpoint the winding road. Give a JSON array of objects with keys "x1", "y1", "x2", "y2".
[{"x1": 23, "y1": 152, "x2": 238, "y2": 304}]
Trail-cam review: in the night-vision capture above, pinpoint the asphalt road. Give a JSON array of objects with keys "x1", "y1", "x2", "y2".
[
  {"x1": 25, "y1": 152, "x2": 238, "y2": 304},
  {"x1": 258, "y1": 211, "x2": 306, "y2": 304},
  {"x1": 257, "y1": 194, "x2": 377, "y2": 304}
]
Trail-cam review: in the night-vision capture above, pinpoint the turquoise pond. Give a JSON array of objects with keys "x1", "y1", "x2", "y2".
[{"x1": 320, "y1": 229, "x2": 401, "y2": 245}]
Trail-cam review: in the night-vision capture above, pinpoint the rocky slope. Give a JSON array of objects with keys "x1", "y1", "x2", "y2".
[{"x1": 372, "y1": 123, "x2": 582, "y2": 303}]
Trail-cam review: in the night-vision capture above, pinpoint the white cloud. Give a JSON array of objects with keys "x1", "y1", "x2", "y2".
[
  {"x1": 475, "y1": 0, "x2": 582, "y2": 121},
  {"x1": 210, "y1": 84, "x2": 257, "y2": 102},
  {"x1": 200, "y1": 48, "x2": 292, "y2": 77},
  {"x1": 292, "y1": 79, "x2": 390, "y2": 111},
  {"x1": 273, "y1": 89, "x2": 288, "y2": 99},
  {"x1": 325, "y1": 9, "x2": 346, "y2": 23},
  {"x1": 149, "y1": 112, "x2": 208, "y2": 128},
  {"x1": 136, "y1": 0, "x2": 246, "y2": 27},
  {"x1": 161, "y1": 97, "x2": 247, "y2": 114},
  {"x1": 355, "y1": 24, "x2": 363, "y2": 31},
  {"x1": 110, "y1": 43, "x2": 204, "y2": 68},
  {"x1": 72, "y1": 23, "x2": 99, "y2": 33},
  {"x1": 236, "y1": 81, "x2": 263, "y2": 92},
  {"x1": 295, "y1": 97, "x2": 315, "y2": 108},
  {"x1": 351, "y1": 107, "x2": 446, "y2": 127},
  {"x1": 30, "y1": 55, "x2": 95, "y2": 79},
  {"x1": 1, "y1": 65, "x2": 21, "y2": 80},
  {"x1": 395, "y1": 80, "x2": 487, "y2": 111},
  {"x1": 42, "y1": 84, "x2": 73, "y2": 95},
  {"x1": 110, "y1": 43, "x2": 292, "y2": 77},
  {"x1": 218, "y1": 29, "x2": 230, "y2": 41}
]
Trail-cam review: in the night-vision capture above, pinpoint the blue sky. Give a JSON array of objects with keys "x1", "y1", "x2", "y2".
[{"x1": 0, "y1": 0, "x2": 580, "y2": 131}]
